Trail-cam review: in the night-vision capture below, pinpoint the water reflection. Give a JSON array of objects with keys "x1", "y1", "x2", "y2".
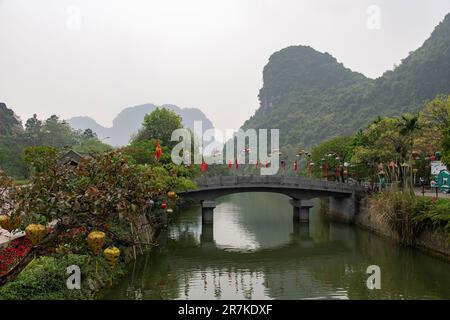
[{"x1": 104, "y1": 193, "x2": 450, "y2": 300}]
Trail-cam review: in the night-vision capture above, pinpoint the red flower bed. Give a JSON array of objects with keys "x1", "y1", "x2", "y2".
[{"x1": 0, "y1": 237, "x2": 32, "y2": 276}]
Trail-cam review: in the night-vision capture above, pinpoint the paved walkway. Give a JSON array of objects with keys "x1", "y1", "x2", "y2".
[{"x1": 414, "y1": 188, "x2": 450, "y2": 198}]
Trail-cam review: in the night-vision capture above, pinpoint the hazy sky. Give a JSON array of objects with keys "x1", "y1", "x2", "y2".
[{"x1": 1, "y1": 0, "x2": 450, "y2": 131}]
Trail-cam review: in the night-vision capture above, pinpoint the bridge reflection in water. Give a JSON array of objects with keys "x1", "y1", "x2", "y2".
[{"x1": 104, "y1": 193, "x2": 450, "y2": 300}]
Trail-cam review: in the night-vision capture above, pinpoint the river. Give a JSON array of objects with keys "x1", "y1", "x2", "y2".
[{"x1": 104, "y1": 193, "x2": 450, "y2": 300}]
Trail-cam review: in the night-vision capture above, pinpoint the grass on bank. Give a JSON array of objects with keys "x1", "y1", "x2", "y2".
[{"x1": 369, "y1": 191, "x2": 450, "y2": 245}]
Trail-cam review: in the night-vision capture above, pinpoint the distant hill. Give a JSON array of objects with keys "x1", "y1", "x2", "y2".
[
  {"x1": 242, "y1": 12, "x2": 450, "y2": 153},
  {"x1": 68, "y1": 104, "x2": 214, "y2": 146},
  {"x1": 0, "y1": 102, "x2": 23, "y2": 136}
]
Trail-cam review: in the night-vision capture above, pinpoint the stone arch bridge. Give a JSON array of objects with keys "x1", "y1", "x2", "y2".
[{"x1": 179, "y1": 175, "x2": 363, "y2": 225}]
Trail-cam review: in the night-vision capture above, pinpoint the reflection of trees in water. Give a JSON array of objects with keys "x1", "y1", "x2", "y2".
[
  {"x1": 105, "y1": 194, "x2": 450, "y2": 300},
  {"x1": 305, "y1": 225, "x2": 450, "y2": 299}
]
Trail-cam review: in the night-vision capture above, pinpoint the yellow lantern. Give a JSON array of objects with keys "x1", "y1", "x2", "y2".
[
  {"x1": 87, "y1": 231, "x2": 106, "y2": 255},
  {"x1": 25, "y1": 224, "x2": 46, "y2": 245},
  {"x1": 167, "y1": 191, "x2": 177, "y2": 200},
  {"x1": 103, "y1": 246, "x2": 121, "y2": 267},
  {"x1": 166, "y1": 208, "x2": 174, "y2": 214},
  {"x1": 0, "y1": 215, "x2": 21, "y2": 232}
]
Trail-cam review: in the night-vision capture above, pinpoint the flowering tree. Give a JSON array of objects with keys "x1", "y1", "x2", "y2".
[{"x1": 0, "y1": 149, "x2": 196, "y2": 281}]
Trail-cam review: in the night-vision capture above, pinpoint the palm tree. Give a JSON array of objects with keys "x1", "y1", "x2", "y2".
[{"x1": 396, "y1": 113, "x2": 420, "y2": 190}]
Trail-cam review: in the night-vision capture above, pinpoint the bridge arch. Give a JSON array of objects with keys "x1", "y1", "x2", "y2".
[{"x1": 179, "y1": 175, "x2": 361, "y2": 226}]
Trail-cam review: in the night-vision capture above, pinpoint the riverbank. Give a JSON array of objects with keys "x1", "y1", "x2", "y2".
[
  {"x1": 354, "y1": 192, "x2": 450, "y2": 262},
  {"x1": 0, "y1": 214, "x2": 166, "y2": 299}
]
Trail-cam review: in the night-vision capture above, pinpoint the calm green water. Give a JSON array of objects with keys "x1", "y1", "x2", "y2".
[{"x1": 104, "y1": 193, "x2": 450, "y2": 300}]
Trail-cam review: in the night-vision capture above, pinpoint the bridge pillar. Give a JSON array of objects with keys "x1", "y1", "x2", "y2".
[
  {"x1": 201, "y1": 223, "x2": 214, "y2": 244},
  {"x1": 290, "y1": 199, "x2": 314, "y2": 223},
  {"x1": 201, "y1": 200, "x2": 216, "y2": 224}
]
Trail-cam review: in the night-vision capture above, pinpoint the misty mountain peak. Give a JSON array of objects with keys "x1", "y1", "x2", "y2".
[{"x1": 68, "y1": 104, "x2": 213, "y2": 146}]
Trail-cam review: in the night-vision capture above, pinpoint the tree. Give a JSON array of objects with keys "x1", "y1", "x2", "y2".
[
  {"x1": 311, "y1": 136, "x2": 354, "y2": 180},
  {"x1": 40, "y1": 115, "x2": 77, "y2": 148},
  {"x1": 82, "y1": 128, "x2": 97, "y2": 139},
  {"x1": 24, "y1": 114, "x2": 43, "y2": 146},
  {"x1": 351, "y1": 115, "x2": 420, "y2": 186},
  {"x1": 132, "y1": 108, "x2": 183, "y2": 146},
  {"x1": 415, "y1": 95, "x2": 450, "y2": 156},
  {"x1": 72, "y1": 138, "x2": 112, "y2": 154}
]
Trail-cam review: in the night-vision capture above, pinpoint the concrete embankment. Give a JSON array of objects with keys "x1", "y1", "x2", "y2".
[
  {"x1": 355, "y1": 197, "x2": 450, "y2": 261},
  {"x1": 321, "y1": 196, "x2": 450, "y2": 261}
]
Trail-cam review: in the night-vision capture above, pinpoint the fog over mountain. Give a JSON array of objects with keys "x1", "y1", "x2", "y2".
[{"x1": 68, "y1": 104, "x2": 214, "y2": 146}]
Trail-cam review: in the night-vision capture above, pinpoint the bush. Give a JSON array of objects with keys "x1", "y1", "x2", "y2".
[
  {"x1": 414, "y1": 198, "x2": 450, "y2": 237},
  {"x1": 0, "y1": 253, "x2": 125, "y2": 300},
  {"x1": 369, "y1": 191, "x2": 450, "y2": 244}
]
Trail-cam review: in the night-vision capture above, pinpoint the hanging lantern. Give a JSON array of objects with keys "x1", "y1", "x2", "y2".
[
  {"x1": 161, "y1": 202, "x2": 167, "y2": 210},
  {"x1": 0, "y1": 215, "x2": 21, "y2": 232},
  {"x1": 388, "y1": 161, "x2": 397, "y2": 169},
  {"x1": 87, "y1": 231, "x2": 106, "y2": 255},
  {"x1": 201, "y1": 161, "x2": 208, "y2": 172},
  {"x1": 155, "y1": 139, "x2": 162, "y2": 161},
  {"x1": 103, "y1": 246, "x2": 121, "y2": 267},
  {"x1": 167, "y1": 191, "x2": 177, "y2": 200},
  {"x1": 25, "y1": 224, "x2": 46, "y2": 246},
  {"x1": 166, "y1": 208, "x2": 173, "y2": 214}
]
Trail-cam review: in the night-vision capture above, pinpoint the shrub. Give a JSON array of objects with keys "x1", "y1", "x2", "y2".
[{"x1": 0, "y1": 253, "x2": 125, "y2": 300}]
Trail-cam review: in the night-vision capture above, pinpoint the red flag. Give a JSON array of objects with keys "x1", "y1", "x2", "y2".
[
  {"x1": 228, "y1": 160, "x2": 232, "y2": 170},
  {"x1": 155, "y1": 139, "x2": 162, "y2": 161},
  {"x1": 235, "y1": 158, "x2": 239, "y2": 170},
  {"x1": 294, "y1": 160, "x2": 298, "y2": 173},
  {"x1": 201, "y1": 161, "x2": 208, "y2": 172}
]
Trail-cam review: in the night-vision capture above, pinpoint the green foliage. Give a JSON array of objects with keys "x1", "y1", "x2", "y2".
[
  {"x1": 0, "y1": 109, "x2": 113, "y2": 179},
  {"x1": 414, "y1": 198, "x2": 450, "y2": 236},
  {"x1": 133, "y1": 107, "x2": 183, "y2": 146},
  {"x1": 23, "y1": 146, "x2": 58, "y2": 173},
  {"x1": 242, "y1": 14, "x2": 450, "y2": 150},
  {"x1": 368, "y1": 191, "x2": 450, "y2": 245},
  {"x1": 72, "y1": 137, "x2": 112, "y2": 154},
  {"x1": 0, "y1": 135, "x2": 28, "y2": 178},
  {"x1": 122, "y1": 139, "x2": 172, "y2": 165},
  {"x1": 0, "y1": 254, "x2": 125, "y2": 300},
  {"x1": 310, "y1": 136, "x2": 354, "y2": 178}
]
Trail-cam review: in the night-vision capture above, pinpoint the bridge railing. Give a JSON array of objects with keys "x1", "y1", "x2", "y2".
[{"x1": 194, "y1": 175, "x2": 361, "y2": 192}]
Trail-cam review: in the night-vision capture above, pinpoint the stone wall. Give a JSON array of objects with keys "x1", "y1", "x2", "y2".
[{"x1": 356, "y1": 197, "x2": 450, "y2": 261}]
